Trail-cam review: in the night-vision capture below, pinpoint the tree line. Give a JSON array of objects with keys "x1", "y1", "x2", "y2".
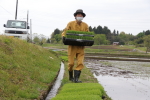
[
  {"x1": 50, "y1": 26, "x2": 149, "y2": 43},
  {"x1": 32, "y1": 25, "x2": 150, "y2": 52}
]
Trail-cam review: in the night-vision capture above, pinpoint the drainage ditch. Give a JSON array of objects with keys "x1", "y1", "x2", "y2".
[{"x1": 45, "y1": 62, "x2": 64, "y2": 100}]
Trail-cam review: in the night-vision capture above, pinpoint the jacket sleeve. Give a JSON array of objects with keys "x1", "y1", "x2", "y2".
[{"x1": 62, "y1": 22, "x2": 71, "y2": 37}]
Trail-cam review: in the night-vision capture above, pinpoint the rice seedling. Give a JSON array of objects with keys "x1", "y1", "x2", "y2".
[
  {"x1": 66, "y1": 30, "x2": 94, "y2": 35},
  {"x1": 65, "y1": 30, "x2": 94, "y2": 41},
  {"x1": 51, "y1": 83, "x2": 104, "y2": 100}
]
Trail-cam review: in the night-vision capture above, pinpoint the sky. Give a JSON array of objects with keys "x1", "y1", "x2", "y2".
[{"x1": 0, "y1": 0, "x2": 150, "y2": 37}]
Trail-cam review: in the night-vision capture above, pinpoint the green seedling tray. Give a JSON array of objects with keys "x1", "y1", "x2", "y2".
[
  {"x1": 66, "y1": 33, "x2": 94, "y2": 37},
  {"x1": 63, "y1": 30, "x2": 94, "y2": 46},
  {"x1": 63, "y1": 38, "x2": 94, "y2": 46}
]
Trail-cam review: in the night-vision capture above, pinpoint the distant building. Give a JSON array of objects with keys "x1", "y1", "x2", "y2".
[{"x1": 113, "y1": 42, "x2": 119, "y2": 45}]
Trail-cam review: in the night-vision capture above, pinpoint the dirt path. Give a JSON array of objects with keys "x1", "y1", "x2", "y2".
[{"x1": 85, "y1": 59, "x2": 150, "y2": 100}]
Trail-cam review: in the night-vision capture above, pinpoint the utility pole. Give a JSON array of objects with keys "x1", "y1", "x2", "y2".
[
  {"x1": 15, "y1": 0, "x2": 18, "y2": 20},
  {"x1": 27, "y1": 10, "x2": 29, "y2": 27},
  {"x1": 30, "y1": 19, "x2": 32, "y2": 42}
]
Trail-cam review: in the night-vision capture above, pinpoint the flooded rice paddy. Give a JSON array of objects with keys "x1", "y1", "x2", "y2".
[{"x1": 85, "y1": 59, "x2": 150, "y2": 100}]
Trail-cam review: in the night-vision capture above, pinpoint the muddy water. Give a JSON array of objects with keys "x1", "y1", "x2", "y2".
[
  {"x1": 85, "y1": 59, "x2": 150, "y2": 100},
  {"x1": 45, "y1": 62, "x2": 64, "y2": 100}
]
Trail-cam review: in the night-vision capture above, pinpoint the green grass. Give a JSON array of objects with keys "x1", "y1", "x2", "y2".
[
  {"x1": 42, "y1": 43, "x2": 64, "y2": 47},
  {"x1": 42, "y1": 43, "x2": 67, "y2": 49},
  {"x1": 137, "y1": 47, "x2": 147, "y2": 51},
  {"x1": 123, "y1": 45, "x2": 148, "y2": 53},
  {"x1": 60, "y1": 56, "x2": 68, "y2": 62},
  {"x1": 0, "y1": 35, "x2": 61, "y2": 99}
]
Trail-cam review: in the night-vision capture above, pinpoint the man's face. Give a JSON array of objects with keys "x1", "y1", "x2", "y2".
[{"x1": 76, "y1": 13, "x2": 83, "y2": 17}]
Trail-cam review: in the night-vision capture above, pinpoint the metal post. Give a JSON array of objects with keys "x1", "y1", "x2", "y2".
[
  {"x1": 27, "y1": 10, "x2": 29, "y2": 27},
  {"x1": 30, "y1": 19, "x2": 32, "y2": 42},
  {"x1": 15, "y1": 0, "x2": 18, "y2": 20}
]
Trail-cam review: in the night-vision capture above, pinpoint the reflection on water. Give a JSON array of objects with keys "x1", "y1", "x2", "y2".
[{"x1": 85, "y1": 59, "x2": 150, "y2": 100}]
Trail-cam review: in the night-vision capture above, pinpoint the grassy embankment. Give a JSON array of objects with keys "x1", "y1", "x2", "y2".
[
  {"x1": 0, "y1": 36, "x2": 61, "y2": 100},
  {"x1": 50, "y1": 51, "x2": 111, "y2": 100}
]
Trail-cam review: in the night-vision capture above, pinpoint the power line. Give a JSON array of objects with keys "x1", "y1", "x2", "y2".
[{"x1": 0, "y1": 4, "x2": 13, "y2": 16}]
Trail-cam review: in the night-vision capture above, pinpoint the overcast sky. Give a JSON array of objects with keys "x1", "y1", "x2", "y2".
[{"x1": 0, "y1": 0, "x2": 150, "y2": 37}]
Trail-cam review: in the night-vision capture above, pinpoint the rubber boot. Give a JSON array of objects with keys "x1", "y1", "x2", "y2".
[
  {"x1": 74, "y1": 70, "x2": 82, "y2": 83},
  {"x1": 69, "y1": 71, "x2": 74, "y2": 81}
]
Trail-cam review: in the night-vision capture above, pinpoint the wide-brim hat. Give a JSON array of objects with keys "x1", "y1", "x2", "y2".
[{"x1": 74, "y1": 9, "x2": 86, "y2": 17}]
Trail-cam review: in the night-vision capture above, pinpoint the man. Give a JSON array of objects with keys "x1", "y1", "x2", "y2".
[{"x1": 62, "y1": 9, "x2": 89, "y2": 83}]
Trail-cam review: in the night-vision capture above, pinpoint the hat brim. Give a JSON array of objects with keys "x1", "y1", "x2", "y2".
[{"x1": 74, "y1": 12, "x2": 86, "y2": 17}]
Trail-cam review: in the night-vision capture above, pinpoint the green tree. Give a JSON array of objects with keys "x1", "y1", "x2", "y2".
[
  {"x1": 54, "y1": 28, "x2": 60, "y2": 35},
  {"x1": 145, "y1": 30, "x2": 150, "y2": 35},
  {"x1": 46, "y1": 38, "x2": 50, "y2": 43},
  {"x1": 136, "y1": 32, "x2": 145, "y2": 38},
  {"x1": 51, "y1": 32, "x2": 55, "y2": 38},
  {"x1": 117, "y1": 30, "x2": 119, "y2": 36},
  {"x1": 134, "y1": 37, "x2": 144, "y2": 47},
  {"x1": 102, "y1": 26, "x2": 111, "y2": 40},
  {"x1": 50, "y1": 38, "x2": 56, "y2": 43},
  {"x1": 118, "y1": 32, "x2": 127, "y2": 45},
  {"x1": 41, "y1": 37, "x2": 47, "y2": 43},
  {"x1": 50, "y1": 29, "x2": 63, "y2": 44},
  {"x1": 113, "y1": 30, "x2": 116, "y2": 36},
  {"x1": 103, "y1": 26, "x2": 111, "y2": 34},
  {"x1": 93, "y1": 27, "x2": 97, "y2": 34},
  {"x1": 134, "y1": 38, "x2": 144, "y2": 44},
  {"x1": 97, "y1": 25, "x2": 103, "y2": 34},
  {"x1": 143, "y1": 35, "x2": 150, "y2": 53},
  {"x1": 94, "y1": 34, "x2": 109, "y2": 45},
  {"x1": 89, "y1": 26, "x2": 93, "y2": 32},
  {"x1": 33, "y1": 36, "x2": 40, "y2": 43},
  {"x1": 54, "y1": 34, "x2": 62, "y2": 43}
]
